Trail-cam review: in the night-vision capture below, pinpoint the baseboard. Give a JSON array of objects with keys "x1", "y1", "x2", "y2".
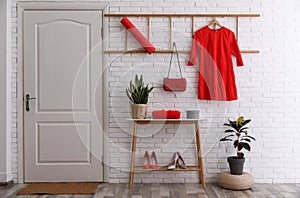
[{"x1": 0, "y1": 180, "x2": 13, "y2": 187}]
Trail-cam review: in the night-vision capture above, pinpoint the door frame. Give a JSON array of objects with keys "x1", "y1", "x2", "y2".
[{"x1": 17, "y1": 2, "x2": 109, "y2": 183}]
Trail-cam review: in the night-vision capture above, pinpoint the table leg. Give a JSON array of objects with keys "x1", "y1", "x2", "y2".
[
  {"x1": 195, "y1": 121, "x2": 206, "y2": 189},
  {"x1": 129, "y1": 121, "x2": 138, "y2": 189}
]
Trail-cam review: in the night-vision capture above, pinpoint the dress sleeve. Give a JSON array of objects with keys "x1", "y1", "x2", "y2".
[
  {"x1": 187, "y1": 35, "x2": 200, "y2": 66},
  {"x1": 230, "y1": 32, "x2": 244, "y2": 66}
]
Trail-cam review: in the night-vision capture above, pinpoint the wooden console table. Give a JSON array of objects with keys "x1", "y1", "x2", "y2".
[{"x1": 128, "y1": 119, "x2": 206, "y2": 190}]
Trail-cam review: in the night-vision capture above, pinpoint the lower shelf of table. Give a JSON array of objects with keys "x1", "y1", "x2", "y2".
[{"x1": 133, "y1": 165, "x2": 201, "y2": 172}]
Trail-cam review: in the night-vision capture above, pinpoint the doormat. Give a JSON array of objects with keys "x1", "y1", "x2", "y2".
[{"x1": 16, "y1": 182, "x2": 99, "y2": 195}]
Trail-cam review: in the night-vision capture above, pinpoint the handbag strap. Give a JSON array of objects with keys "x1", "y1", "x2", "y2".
[{"x1": 167, "y1": 42, "x2": 183, "y2": 78}]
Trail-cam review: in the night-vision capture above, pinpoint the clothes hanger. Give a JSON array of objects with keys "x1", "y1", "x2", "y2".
[{"x1": 208, "y1": 18, "x2": 222, "y2": 30}]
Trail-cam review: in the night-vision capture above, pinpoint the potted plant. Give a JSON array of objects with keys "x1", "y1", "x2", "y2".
[
  {"x1": 219, "y1": 116, "x2": 255, "y2": 175},
  {"x1": 126, "y1": 74, "x2": 154, "y2": 119}
]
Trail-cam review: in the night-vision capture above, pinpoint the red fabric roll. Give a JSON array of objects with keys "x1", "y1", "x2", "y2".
[{"x1": 120, "y1": 17, "x2": 156, "y2": 54}]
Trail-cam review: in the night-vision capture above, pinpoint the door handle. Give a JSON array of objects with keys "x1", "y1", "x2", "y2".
[{"x1": 25, "y1": 94, "x2": 37, "y2": 112}]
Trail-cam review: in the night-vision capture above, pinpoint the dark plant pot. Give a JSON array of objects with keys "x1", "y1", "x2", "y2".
[{"x1": 227, "y1": 156, "x2": 245, "y2": 175}]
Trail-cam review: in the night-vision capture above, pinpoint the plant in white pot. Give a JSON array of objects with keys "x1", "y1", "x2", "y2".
[
  {"x1": 126, "y1": 74, "x2": 154, "y2": 119},
  {"x1": 219, "y1": 116, "x2": 255, "y2": 175}
]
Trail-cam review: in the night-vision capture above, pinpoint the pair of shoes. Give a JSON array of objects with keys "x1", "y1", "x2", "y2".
[
  {"x1": 143, "y1": 151, "x2": 158, "y2": 169},
  {"x1": 167, "y1": 152, "x2": 187, "y2": 170}
]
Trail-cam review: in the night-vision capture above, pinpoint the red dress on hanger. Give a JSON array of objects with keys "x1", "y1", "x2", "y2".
[{"x1": 188, "y1": 26, "x2": 244, "y2": 101}]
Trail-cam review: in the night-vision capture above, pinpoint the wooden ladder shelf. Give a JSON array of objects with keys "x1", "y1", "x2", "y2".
[{"x1": 104, "y1": 13, "x2": 260, "y2": 54}]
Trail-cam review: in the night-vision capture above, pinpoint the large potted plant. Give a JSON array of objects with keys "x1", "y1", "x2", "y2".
[
  {"x1": 126, "y1": 74, "x2": 154, "y2": 119},
  {"x1": 220, "y1": 116, "x2": 255, "y2": 175}
]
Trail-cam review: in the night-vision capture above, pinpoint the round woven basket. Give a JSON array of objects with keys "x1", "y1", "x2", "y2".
[{"x1": 218, "y1": 172, "x2": 254, "y2": 190}]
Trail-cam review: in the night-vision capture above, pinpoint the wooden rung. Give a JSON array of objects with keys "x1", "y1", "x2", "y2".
[
  {"x1": 104, "y1": 49, "x2": 260, "y2": 54},
  {"x1": 134, "y1": 165, "x2": 201, "y2": 172},
  {"x1": 147, "y1": 16, "x2": 150, "y2": 40},
  {"x1": 125, "y1": 30, "x2": 128, "y2": 51},
  {"x1": 104, "y1": 13, "x2": 260, "y2": 17},
  {"x1": 236, "y1": 16, "x2": 239, "y2": 41},
  {"x1": 240, "y1": 50, "x2": 260, "y2": 53},
  {"x1": 169, "y1": 16, "x2": 172, "y2": 49},
  {"x1": 192, "y1": 16, "x2": 195, "y2": 37},
  {"x1": 104, "y1": 50, "x2": 181, "y2": 54}
]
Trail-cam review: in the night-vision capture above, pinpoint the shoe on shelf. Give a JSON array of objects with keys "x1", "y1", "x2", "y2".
[
  {"x1": 167, "y1": 152, "x2": 179, "y2": 170},
  {"x1": 176, "y1": 152, "x2": 187, "y2": 169},
  {"x1": 150, "y1": 151, "x2": 158, "y2": 169},
  {"x1": 142, "y1": 151, "x2": 151, "y2": 169}
]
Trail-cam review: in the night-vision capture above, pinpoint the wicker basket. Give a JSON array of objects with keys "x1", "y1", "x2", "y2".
[
  {"x1": 218, "y1": 172, "x2": 254, "y2": 190},
  {"x1": 131, "y1": 104, "x2": 147, "y2": 119}
]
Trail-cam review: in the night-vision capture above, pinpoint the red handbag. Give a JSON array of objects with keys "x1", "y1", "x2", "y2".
[
  {"x1": 163, "y1": 42, "x2": 187, "y2": 92},
  {"x1": 163, "y1": 78, "x2": 186, "y2": 92}
]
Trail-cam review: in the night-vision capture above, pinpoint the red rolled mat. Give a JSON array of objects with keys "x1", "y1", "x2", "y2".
[{"x1": 120, "y1": 17, "x2": 156, "y2": 54}]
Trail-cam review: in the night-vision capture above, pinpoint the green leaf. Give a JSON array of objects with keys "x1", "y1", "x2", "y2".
[
  {"x1": 131, "y1": 93, "x2": 139, "y2": 103},
  {"x1": 223, "y1": 134, "x2": 235, "y2": 138},
  {"x1": 140, "y1": 75, "x2": 144, "y2": 87},
  {"x1": 239, "y1": 127, "x2": 249, "y2": 133},
  {"x1": 130, "y1": 81, "x2": 134, "y2": 92},
  {"x1": 219, "y1": 138, "x2": 232, "y2": 142},
  {"x1": 149, "y1": 86, "x2": 154, "y2": 92},
  {"x1": 134, "y1": 74, "x2": 138, "y2": 87},
  {"x1": 231, "y1": 123, "x2": 239, "y2": 131},
  {"x1": 224, "y1": 129, "x2": 235, "y2": 133},
  {"x1": 244, "y1": 135, "x2": 256, "y2": 141},
  {"x1": 241, "y1": 119, "x2": 251, "y2": 126},
  {"x1": 241, "y1": 138, "x2": 251, "y2": 142},
  {"x1": 237, "y1": 143, "x2": 243, "y2": 151},
  {"x1": 126, "y1": 89, "x2": 134, "y2": 103},
  {"x1": 236, "y1": 116, "x2": 244, "y2": 127},
  {"x1": 140, "y1": 88, "x2": 147, "y2": 104},
  {"x1": 233, "y1": 140, "x2": 238, "y2": 148},
  {"x1": 242, "y1": 142, "x2": 251, "y2": 151}
]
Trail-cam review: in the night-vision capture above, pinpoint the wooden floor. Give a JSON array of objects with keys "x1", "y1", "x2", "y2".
[{"x1": 1, "y1": 183, "x2": 300, "y2": 198}]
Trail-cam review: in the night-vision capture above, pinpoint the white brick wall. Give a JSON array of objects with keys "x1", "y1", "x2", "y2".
[{"x1": 11, "y1": 0, "x2": 300, "y2": 183}]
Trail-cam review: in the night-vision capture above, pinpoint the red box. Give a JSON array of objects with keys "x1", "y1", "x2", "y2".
[
  {"x1": 167, "y1": 110, "x2": 181, "y2": 119},
  {"x1": 152, "y1": 110, "x2": 181, "y2": 119},
  {"x1": 152, "y1": 110, "x2": 168, "y2": 119}
]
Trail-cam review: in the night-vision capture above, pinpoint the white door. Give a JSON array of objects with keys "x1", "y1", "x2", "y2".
[{"x1": 23, "y1": 10, "x2": 103, "y2": 182}]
